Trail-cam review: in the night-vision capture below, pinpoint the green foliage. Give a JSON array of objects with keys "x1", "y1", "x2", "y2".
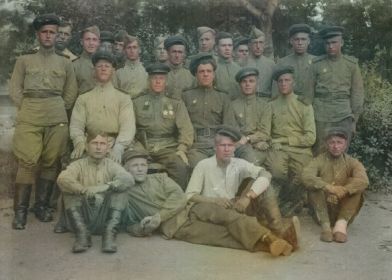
[{"x1": 349, "y1": 53, "x2": 392, "y2": 193}]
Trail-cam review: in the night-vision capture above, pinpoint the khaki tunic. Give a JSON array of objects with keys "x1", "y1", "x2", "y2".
[
  {"x1": 70, "y1": 82, "x2": 135, "y2": 149},
  {"x1": 73, "y1": 51, "x2": 96, "y2": 95},
  {"x1": 166, "y1": 65, "x2": 194, "y2": 100},
  {"x1": 245, "y1": 55, "x2": 275, "y2": 97},
  {"x1": 113, "y1": 60, "x2": 148, "y2": 99},
  {"x1": 215, "y1": 57, "x2": 241, "y2": 100}
]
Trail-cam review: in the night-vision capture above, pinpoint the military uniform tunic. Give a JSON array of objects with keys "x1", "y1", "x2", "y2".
[
  {"x1": 133, "y1": 91, "x2": 194, "y2": 188},
  {"x1": 73, "y1": 51, "x2": 96, "y2": 95},
  {"x1": 245, "y1": 55, "x2": 275, "y2": 97},
  {"x1": 113, "y1": 60, "x2": 148, "y2": 99},
  {"x1": 70, "y1": 82, "x2": 136, "y2": 150},
  {"x1": 215, "y1": 57, "x2": 241, "y2": 100},
  {"x1": 302, "y1": 152, "x2": 368, "y2": 225},
  {"x1": 182, "y1": 86, "x2": 237, "y2": 167},
  {"x1": 9, "y1": 47, "x2": 77, "y2": 183},
  {"x1": 166, "y1": 65, "x2": 194, "y2": 100}
]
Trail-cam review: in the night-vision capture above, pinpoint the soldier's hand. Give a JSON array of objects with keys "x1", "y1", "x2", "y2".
[
  {"x1": 238, "y1": 136, "x2": 248, "y2": 145},
  {"x1": 71, "y1": 142, "x2": 86, "y2": 159},
  {"x1": 213, "y1": 197, "x2": 233, "y2": 209},
  {"x1": 109, "y1": 144, "x2": 124, "y2": 163},
  {"x1": 271, "y1": 142, "x2": 282, "y2": 151},
  {"x1": 176, "y1": 150, "x2": 189, "y2": 166},
  {"x1": 335, "y1": 186, "x2": 348, "y2": 199},
  {"x1": 234, "y1": 197, "x2": 251, "y2": 213},
  {"x1": 326, "y1": 194, "x2": 339, "y2": 204},
  {"x1": 141, "y1": 213, "x2": 161, "y2": 234},
  {"x1": 254, "y1": 141, "x2": 270, "y2": 151},
  {"x1": 81, "y1": 188, "x2": 96, "y2": 199}
]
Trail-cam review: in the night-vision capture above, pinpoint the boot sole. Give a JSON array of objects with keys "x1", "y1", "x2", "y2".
[{"x1": 270, "y1": 240, "x2": 293, "y2": 257}]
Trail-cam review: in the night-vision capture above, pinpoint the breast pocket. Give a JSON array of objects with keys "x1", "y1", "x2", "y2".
[{"x1": 50, "y1": 69, "x2": 66, "y2": 86}]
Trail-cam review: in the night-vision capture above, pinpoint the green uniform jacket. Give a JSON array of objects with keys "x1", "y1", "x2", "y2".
[
  {"x1": 302, "y1": 152, "x2": 369, "y2": 195},
  {"x1": 308, "y1": 54, "x2": 364, "y2": 123},
  {"x1": 166, "y1": 64, "x2": 194, "y2": 100},
  {"x1": 113, "y1": 60, "x2": 148, "y2": 99},
  {"x1": 215, "y1": 57, "x2": 241, "y2": 100},
  {"x1": 245, "y1": 55, "x2": 275, "y2": 97},
  {"x1": 9, "y1": 48, "x2": 77, "y2": 125},
  {"x1": 274, "y1": 52, "x2": 315, "y2": 97},
  {"x1": 133, "y1": 91, "x2": 194, "y2": 152},
  {"x1": 70, "y1": 82, "x2": 136, "y2": 149},
  {"x1": 264, "y1": 93, "x2": 316, "y2": 155},
  {"x1": 231, "y1": 94, "x2": 270, "y2": 143},
  {"x1": 182, "y1": 86, "x2": 237, "y2": 131},
  {"x1": 57, "y1": 157, "x2": 133, "y2": 194},
  {"x1": 73, "y1": 51, "x2": 96, "y2": 95}
]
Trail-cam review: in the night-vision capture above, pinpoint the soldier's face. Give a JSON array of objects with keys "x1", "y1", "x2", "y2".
[
  {"x1": 326, "y1": 136, "x2": 347, "y2": 157},
  {"x1": 290, "y1": 32, "x2": 310, "y2": 55},
  {"x1": 215, "y1": 136, "x2": 235, "y2": 163},
  {"x1": 154, "y1": 42, "x2": 168, "y2": 63},
  {"x1": 235, "y1": 45, "x2": 249, "y2": 59},
  {"x1": 250, "y1": 37, "x2": 265, "y2": 57},
  {"x1": 114, "y1": 41, "x2": 125, "y2": 54},
  {"x1": 55, "y1": 25, "x2": 72, "y2": 50},
  {"x1": 325, "y1": 36, "x2": 343, "y2": 57},
  {"x1": 199, "y1": 31, "x2": 215, "y2": 52},
  {"x1": 217, "y1": 38, "x2": 233, "y2": 60},
  {"x1": 149, "y1": 74, "x2": 166, "y2": 93},
  {"x1": 98, "y1": 41, "x2": 113, "y2": 53},
  {"x1": 125, "y1": 158, "x2": 148, "y2": 183},
  {"x1": 95, "y1": 60, "x2": 114, "y2": 83},
  {"x1": 240, "y1": 75, "x2": 257, "y2": 96},
  {"x1": 37, "y1": 25, "x2": 58, "y2": 49},
  {"x1": 168, "y1": 45, "x2": 185, "y2": 66},
  {"x1": 277, "y1": 73, "x2": 294, "y2": 95},
  {"x1": 196, "y1": 63, "x2": 215, "y2": 88},
  {"x1": 87, "y1": 135, "x2": 109, "y2": 159},
  {"x1": 81, "y1": 31, "x2": 100, "y2": 54},
  {"x1": 125, "y1": 41, "x2": 140, "y2": 61}
]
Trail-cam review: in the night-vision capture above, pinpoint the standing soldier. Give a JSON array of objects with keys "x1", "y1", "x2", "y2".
[
  {"x1": 308, "y1": 26, "x2": 364, "y2": 154},
  {"x1": 114, "y1": 35, "x2": 148, "y2": 99},
  {"x1": 264, "y1": 65, "x2": 316, "y2": 215},
  {"x1": 153, "y1": 35, "x2": 169, "y2": 64},
  {"x1": 55, "y1": 19, "x2": 78, "y2": 61},
  {"x1": 164, "y1": 35, "x2": 194, "y2": 100},
  {"x1": 183, "y1": 53, "x2": 237, "y2": 168},
  {"x1": 133, "y1": 63, "x2": 194, "y2": 189},
  {"x1": 234, "y1": 36, "x2": 250, "y2": 67},
  {"x1": 232, "y1": 67, "x2": 270, "y2": 165},
  {"x1": 214, "y1": 32, "x2": 241, "y2": 100},
  {"x1": 274, "y1": 24, "x2": 315, "y2": 97},
  {"x1": 70, "y1": 51, "x2": 136, "y2": 163},
  {"x1": 113, "y1": 30, "x2": 128, "y2": 69},
  {"x1": 246, "y1": 27, "x2": 275, "y2": 98},
  {"x1": 73, "y1": 25, "x2": 100, "y2": 95},
  {"x1": 9, "y1": 14, "x2": 77, "y2": 230},
  {"x1": 197, "y1": 26, "x2": 216, "y2": 54}
]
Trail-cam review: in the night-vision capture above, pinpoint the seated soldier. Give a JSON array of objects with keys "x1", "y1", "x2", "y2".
[
  {"x1": 132, "y1": 63, "x2": 194, "y2": 189},
  {"x1": 264, "y1": 65, "x2": 316, "y2": 216},
  {"x1": 186, "y1": 127, "x2": 300, "y2": 249},
  {"x1": 57, "y1": 131, "x2": 134, "y2": 253},
  {"x1": 70, "y1": 50, "x2": 136, "y2": 163},
  {"x1": 232, "y1": 67, "x2": 271, "y2": 165},
  {"x1": 123, "y1": 150, "x2": 293, "y2": 257},
  {"x1": 302, "y1": 128, "x2": 369, "y2": 243}
]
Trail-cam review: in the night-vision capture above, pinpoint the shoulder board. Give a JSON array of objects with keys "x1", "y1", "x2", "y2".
[
  {"x1": 183, "y1": 86, "x2": 198, "y2": 92},
  {"x1": 72, "y1": 56, "x2": 81, "y2": 62},
  {"x1": 213, "y1": 86, "x2": 228, "y2": 94},
  {"x1": 55, "y1": 50, "x2": 69, "y2": 59},
  {"x1": 297, "y1": 95, "x2": 312, "y2": 106},
  {"x1": 113, "y1": 86, "x2": 130, "y2": 95},
  {"x1": 79, "y1": 87, "x2": 95, "y2": 95},
  {"x1": 163, "y1": 94, "x2": 181, "y2": 102},
  {"x1": 132, "y1": 90, "x2": 149, "y2": 99},
  {"x1": 312, "y1": 55, "x2": 327, "y2": 63},
  {"x1": 343, "y1": 55, "x2": 358, "y2": 64},
  {"x1": 21, "y1": 48, "x2": 39, "y2": 55}
]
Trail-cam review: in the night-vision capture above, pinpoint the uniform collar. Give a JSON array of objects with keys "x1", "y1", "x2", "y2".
[
  {"x1": 125, "y1": 59, "x2": 141, "y2": 68},
  {"x1": 87, "y1": 156, "x2": 105, "y2": 166},
  {"x1": 217, "y1": 56, "x2": 232, "y2": 64},
  {"x1": 38, "y1": 47, "x2": 55, "y2": 56}
]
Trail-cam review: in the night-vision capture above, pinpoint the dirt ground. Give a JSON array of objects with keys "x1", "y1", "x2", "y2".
[{"x1": 0, "y1": 192, "x2": 391, "y2": 280}]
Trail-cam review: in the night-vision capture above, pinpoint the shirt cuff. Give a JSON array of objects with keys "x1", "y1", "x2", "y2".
[{"x1": 250, "y1": 177, "x2": 270, "y2": 196}]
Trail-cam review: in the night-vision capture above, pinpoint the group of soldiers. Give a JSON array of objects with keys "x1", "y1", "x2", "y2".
[{"x1": 9, "y1": 13, "x2": 369, "y2": 257}]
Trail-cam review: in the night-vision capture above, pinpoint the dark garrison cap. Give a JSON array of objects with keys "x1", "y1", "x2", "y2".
[
  {"x1": 234, "y1": 36, "x2": 250, "y2": 49},
  {"x1": 92, "y1": 50, "x2": 116, "y2": 66},
  {"x1": 189, "y1": 52, "x2": 217, "y2": 76},
  {"x1": 325, "y1": 128, "x2": 348, "y2": 140},
  {"x1": 100, "y1": 31, "x2": 115, "y2": 43},
  {"x1": 33, "y1": 14, "x2": 60, "y2": 30},
  {"x1": 272, "y1": 65, "x2": 294, "y2": 81},
  {"x1": 123, "y1": 149, "x2": 151, "y2": 164},
  {"x1": 145, "y1": 63, "x2": 171, "y2": 75},
  {"x1": 235, "y1": 67, "x2": 259, "y2": 83},
  {"x1": 164, "y1": 35, "x2": 188, "y2": 50},
  {"x1": 288, "y1": 23, "x2": 311, "y2": 37},
  {"x1": 319, "y1": 26, "x2": 344, "y2": 39},
  {"x1": 216, "y1": 125, "x2": 242, "y2": 142}
]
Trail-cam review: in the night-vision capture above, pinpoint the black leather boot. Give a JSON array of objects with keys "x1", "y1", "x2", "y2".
[
  {"x1": 12, "y1": 184, "x2": 32, "y2": 230},
  {"x1": 102, "y1": 209, "x2": 122, "y2": 253},
  {"x1": 33, "y1": 178, "x2": 54, "y2": 222},
  {"x1": 67, "y1": 208, "x2": 91, "y2": 253}
]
